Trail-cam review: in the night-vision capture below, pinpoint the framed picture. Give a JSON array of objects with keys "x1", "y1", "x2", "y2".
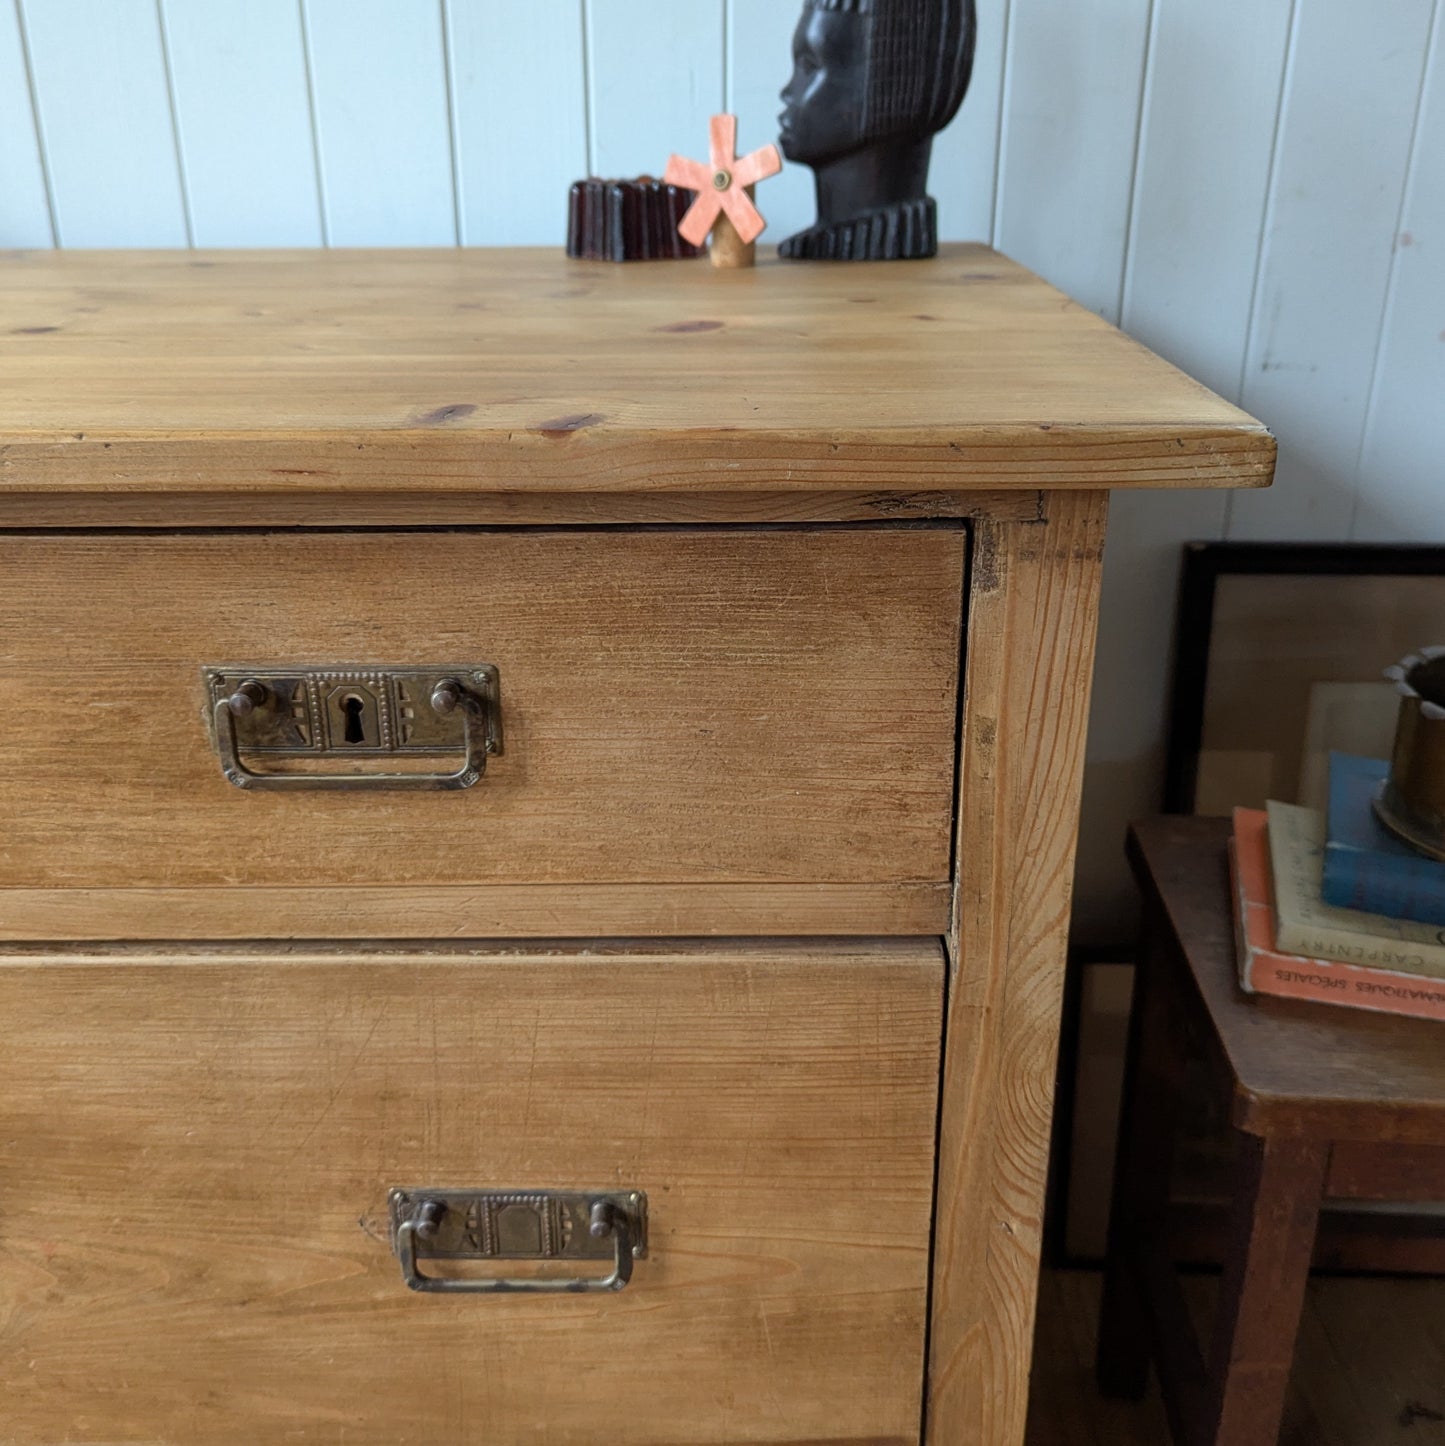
[{"x1": 1164, "y1": 543, "x2": 1445, "y2": 816}]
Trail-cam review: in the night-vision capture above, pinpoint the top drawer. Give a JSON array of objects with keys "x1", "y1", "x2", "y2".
[{"x1": 0, "y1": 525, "x2": 965, "y2": 940}]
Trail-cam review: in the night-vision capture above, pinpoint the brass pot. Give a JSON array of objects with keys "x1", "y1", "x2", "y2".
[{"x1": 1376, "y1": 648, "x2": 1445, "y2": 860}]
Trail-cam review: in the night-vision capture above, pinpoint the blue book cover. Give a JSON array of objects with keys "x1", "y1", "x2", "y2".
[{"x1": 1322, "y1": 752, "x2": 1445, "y2": 926}]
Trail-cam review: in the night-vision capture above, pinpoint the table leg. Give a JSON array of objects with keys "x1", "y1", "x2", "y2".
[
  {"x1": 1202, "y1": 1132, "x2": 1329, "y2": 1446},
  {"x1": 1096, "y1": 901, "x2": 1186, "y2": 1400}
]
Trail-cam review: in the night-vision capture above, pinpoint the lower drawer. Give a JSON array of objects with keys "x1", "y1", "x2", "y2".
[{"x1": 0, "y1": 941, "x2": 941, "y2": 1445}]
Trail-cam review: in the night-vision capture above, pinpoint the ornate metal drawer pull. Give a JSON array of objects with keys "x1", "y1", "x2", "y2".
[
  {"x1": 204, "y1": 666, "x2": 502, "y2": 791},
  {"x1": 389, "y1": 1189, "x2": 647, "y2": 1295}
]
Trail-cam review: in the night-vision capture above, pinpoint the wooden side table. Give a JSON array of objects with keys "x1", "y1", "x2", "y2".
[{"x1": 1098, "y1": 816, "x2": 1445, "y2": 1446}]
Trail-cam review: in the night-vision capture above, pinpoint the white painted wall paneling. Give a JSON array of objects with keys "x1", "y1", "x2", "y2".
[
  {"x1": 0, "y1": 0, "x2": 53, "y2": 247},
  {"x1": 1353, "y1": 5, "x2": 1445, "y2": 543},
  {"x1": 1228, "y1": 0, "x2": 1439, "y2": 541},
  {"x1": 1121, "y1": 0, "x2": 1296, "y2": 399},
  {"x1": 446, "y1": 0, "x2": 588, "y2": 246},
  {"x1": 1073, "y1": 0, "x2": 1296, "y2": 940},
  {"x1": 993, "y1": 0, "x2": 1154, "y2": 323},
  {"x1": 302, "y1": 0, "x2": 457, "y2": 245},
  {"x1": 160, "y1": 0, "x2": 322, "y2": 247},
  {"x1": 20, "y1": 0, "x2": 189, "y2": 246},
  {"x1": 586, "y1": 0, "x2": 723, "y2": 180},
  {"x1": 935, "y1": 0, "x2": 1009, "y2": 244}
]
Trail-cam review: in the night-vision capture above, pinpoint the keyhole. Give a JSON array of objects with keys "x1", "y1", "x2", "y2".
[{"x1": 342, "y1": 694, "x2": 367, "y2": 745}]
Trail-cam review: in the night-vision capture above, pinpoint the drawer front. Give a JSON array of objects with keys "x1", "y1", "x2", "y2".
[
  {"x1": 0, "y1": 526, "x2": 964, "y2": 939},
  {"x1": 0, "y1": 941, "x2": 941, "y2": 1445}
]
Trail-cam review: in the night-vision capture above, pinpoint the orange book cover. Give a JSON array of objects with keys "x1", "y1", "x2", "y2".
[{"x1": 1231, "y1": 807, "x2": 1445, "y2": 1024}]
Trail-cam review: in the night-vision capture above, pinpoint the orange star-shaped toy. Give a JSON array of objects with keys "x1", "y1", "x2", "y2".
[{"x1": 664, "y1": 114, "x2": 782, "y2": 248}]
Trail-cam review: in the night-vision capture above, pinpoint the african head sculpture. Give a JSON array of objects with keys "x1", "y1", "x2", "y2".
[{"x1": 778, "y1": 0, "x2": 977, "y2": 260}]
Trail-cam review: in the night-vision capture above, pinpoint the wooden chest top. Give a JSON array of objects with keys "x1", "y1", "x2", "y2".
[{"x1": 0, "y1": 244, "x2": 1273, "y2": 497}]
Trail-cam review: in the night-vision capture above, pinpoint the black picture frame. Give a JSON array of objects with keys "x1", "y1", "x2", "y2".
[{"x1": 1162, "y1": 542, "x2": 1445, "y2": 815}]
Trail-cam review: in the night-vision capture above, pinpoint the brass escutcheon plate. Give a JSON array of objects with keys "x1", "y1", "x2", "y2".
[
  {"x1": 388, "y1": 1189, "x2": 649, "y2": 1262},
  {"x1": 204, "y1": 665, "x2": 502, "y2": 791},
  {"x1": 204, "y1": 666, "x2": 502, "y2": 755}
]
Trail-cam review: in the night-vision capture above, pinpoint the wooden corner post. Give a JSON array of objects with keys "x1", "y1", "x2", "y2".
[{"x1": 928, "y1": 490, "x2": 1110, "y2": 1445}]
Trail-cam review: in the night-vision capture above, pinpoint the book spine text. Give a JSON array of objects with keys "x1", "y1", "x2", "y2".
[{"x1": 1243, "y1": 953, "x2": 1445, "y2": 1023}]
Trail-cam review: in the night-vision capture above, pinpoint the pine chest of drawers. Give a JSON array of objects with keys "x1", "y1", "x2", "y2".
[{"x1": 0, "y1": 246, "x2": 1273, "y2": 1445}]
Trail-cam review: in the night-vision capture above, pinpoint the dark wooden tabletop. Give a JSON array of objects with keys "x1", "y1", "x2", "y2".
[{"x1": 1128, "y1": 815, "x2": 1445, "y2": 1145}]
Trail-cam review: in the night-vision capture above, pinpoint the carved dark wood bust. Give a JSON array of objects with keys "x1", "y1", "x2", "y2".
[{"x1": 778, "y1": 0, "x2": 977, "y2": 261}]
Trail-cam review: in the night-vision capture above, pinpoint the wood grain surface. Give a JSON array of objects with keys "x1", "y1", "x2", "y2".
[
  {"x1": 930, "y1": 492, "x2": 1110, "y2": 1446},
  {"x1": 0, "y1": 246, "x2": 1274, "y2": 500},
  {"x1": 0, "y1": 882, "x2": 949, "y2": 943},
  {"x1": 0, "y1": 940, "x2": 942, "y2": 1445},
  {"x1": 0, "y1": 526, "x2": 963, "y2": 939},
  {"x1": 0, "y1": 486, "x2": 1044, "y2": 529}
]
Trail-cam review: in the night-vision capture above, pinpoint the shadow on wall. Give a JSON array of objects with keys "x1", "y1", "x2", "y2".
[{"x1": 1070, "y1": 469, "x2": 1361, "y2": 949}]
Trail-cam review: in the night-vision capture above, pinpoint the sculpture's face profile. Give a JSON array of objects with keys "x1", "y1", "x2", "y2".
[
  {"x1": 776, "y1": 0, "x2": 977, "y2": 258},
  {"x1": 778, "y1": 9, "x2": 869, "y2": 166}
]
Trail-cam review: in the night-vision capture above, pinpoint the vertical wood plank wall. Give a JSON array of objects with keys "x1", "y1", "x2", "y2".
[{"x1": 3, "y1": 0, "x2": 1442, "y2": 934}]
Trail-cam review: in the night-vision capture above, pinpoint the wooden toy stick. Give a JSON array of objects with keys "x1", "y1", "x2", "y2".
[{"x1": 709, "y1": 187, "x2": 757, "y2": 270}]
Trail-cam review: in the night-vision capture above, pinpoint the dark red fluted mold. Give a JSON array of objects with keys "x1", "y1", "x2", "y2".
[{"x1": 566, "y1": 179, "x2": 703, "y2": 262}]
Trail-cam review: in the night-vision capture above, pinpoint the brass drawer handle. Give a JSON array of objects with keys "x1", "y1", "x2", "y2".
[
  {"x1": 388, "y1": 1189, "x2": 647, "y2": 1295},
  {"x1": 205, "y1": 666, "x2": 502, "y2": 792}
]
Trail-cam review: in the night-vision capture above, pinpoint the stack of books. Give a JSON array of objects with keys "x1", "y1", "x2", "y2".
[{"x1": 1231, "y1": 753, "x2": 1445, "y2": 1023}]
